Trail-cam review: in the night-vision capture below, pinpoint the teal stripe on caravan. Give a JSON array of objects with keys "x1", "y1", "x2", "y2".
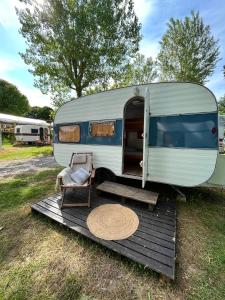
[{"x1": 54, "y1": 119, "x2": 123, "y2": 146}]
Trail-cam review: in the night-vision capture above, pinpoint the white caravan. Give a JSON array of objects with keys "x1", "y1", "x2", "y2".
[
  {"x1": 53, "y1": 82, "x2": 225, "y2": 188},
  {"x1": 15, "y1": 124, "x2": 50, "y2": 145}
]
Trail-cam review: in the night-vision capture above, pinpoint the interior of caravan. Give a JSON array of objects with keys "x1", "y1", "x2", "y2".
[{"x1": 123, "y1": 97, "x2": 144, "y2": 177}]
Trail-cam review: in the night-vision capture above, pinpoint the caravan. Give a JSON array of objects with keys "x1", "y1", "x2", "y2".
[{"x1": 53, "y1": 82, "x2": 225, "y2": 188}]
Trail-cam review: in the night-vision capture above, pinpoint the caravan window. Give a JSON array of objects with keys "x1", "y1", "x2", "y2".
[
  {"x1": 90, "y1": 121, "x2": 115, "y2": 137},
  {"x1": 31, "y1": 129, "x2": 38, "y2": 134},
  {"x1": 59, "y1": 125, "x2": 80, "y2": 142},
  {"x1": 16, "y1": 128, "x2": 20, "y2": 133}
]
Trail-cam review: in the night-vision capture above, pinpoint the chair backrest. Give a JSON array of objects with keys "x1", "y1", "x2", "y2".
[{"x1": 70, "y1": 152, "x2": 93, "y2": 173}]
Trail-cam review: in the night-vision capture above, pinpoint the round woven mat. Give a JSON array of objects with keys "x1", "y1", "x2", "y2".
[{"x1": 87, "y1": 204, "x2": 139, "y2": 240}]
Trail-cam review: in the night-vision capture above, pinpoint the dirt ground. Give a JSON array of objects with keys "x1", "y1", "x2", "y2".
[{"x1": 0, "y1": 156, "x2": 59, "y2": 178}]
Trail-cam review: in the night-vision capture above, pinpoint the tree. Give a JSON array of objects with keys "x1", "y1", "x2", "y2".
[
  {"x1": 84, "y1": 53, "x2": 158, "y2": 94},
  {"x1": 16, "y1": 0, "x2": 141, "y2": 106},
  {"x1": 114, "y1": 53, "x2": 158, "y2": 87},
  {"x1": 0, "y1": 79, "x2": 30, "y2": 116},
  {"x1": 218, "y1": 96, "x2": 225, "y2": 114},
  {"x1": 26, "y1": 106, "x2": 54, "y2": 122},
  {"x1": 158, "y1": 11, "x2": 220, "y2": 84}
]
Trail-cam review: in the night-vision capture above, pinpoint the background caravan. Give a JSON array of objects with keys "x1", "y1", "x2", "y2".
[
  {"x1": 15, "y1": 124, "x2": 50, "y2": 145},
  {"x1": 53, "y1": 82, "x2": 224, "y2": 188}
]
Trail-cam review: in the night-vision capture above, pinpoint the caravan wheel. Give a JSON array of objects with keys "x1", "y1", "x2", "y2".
[{"x1": 95, "y1": 168, "x2": 116, "y2": 184}]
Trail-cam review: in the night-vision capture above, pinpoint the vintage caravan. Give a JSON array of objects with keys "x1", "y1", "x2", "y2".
[
  {"x1": 53, "y1": 82, "x2": 225, "y2": 188},
  {"x1": 15, "y1": 124, "x2": 50, "y2": 145}
]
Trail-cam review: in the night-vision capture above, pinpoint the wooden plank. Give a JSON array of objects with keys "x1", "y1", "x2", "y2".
[
  {"x1": 43, "y1": 197, "x2": 176, "y2": 246},
  {"x1": 41, "y1": 198, "x2": 175, "y2": 256},
  {"x1": 32, "y1": 202, "x2": 174, "y2": 278},
  {"x1": 97, "y1": 181, "x2": 158, "y2": 206}
]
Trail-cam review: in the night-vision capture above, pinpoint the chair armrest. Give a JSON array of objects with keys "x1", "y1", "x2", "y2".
[{"x1": 57, "y1": 167, "x2": 72, "y2": 179}]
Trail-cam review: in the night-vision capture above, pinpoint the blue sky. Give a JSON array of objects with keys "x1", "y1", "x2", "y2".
[{"x1": 0, "y1": 0, "x2": 224, "y2": 107}]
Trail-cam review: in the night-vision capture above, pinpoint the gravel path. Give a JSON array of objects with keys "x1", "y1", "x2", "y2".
[{"x1": 0, "y1": 156, "x2": 60, "y2": 178}]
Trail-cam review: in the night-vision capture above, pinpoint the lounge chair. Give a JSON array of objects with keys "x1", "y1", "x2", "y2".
[{"x1": 56, "y1": 152, "x2": 95, "y2": 208}]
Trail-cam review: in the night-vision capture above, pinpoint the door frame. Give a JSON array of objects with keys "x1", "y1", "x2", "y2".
[{"x1": 122, "y1": 96, "x2": 145, "y2": 178}]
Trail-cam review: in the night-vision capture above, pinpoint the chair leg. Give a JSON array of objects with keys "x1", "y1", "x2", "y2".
[
  {"x1": 88, "y1": 186, "x2": 91, "y2": 208},
  {"x1": 60, "y1": 188, "x2": 66, "y2": 209}
]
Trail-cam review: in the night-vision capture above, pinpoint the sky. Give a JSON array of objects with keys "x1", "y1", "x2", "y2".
[{"x1": 0, "y1": 0, "x2": 224, "y2": 108}]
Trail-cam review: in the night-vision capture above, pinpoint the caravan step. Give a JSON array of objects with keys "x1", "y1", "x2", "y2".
[{"x1": 96, "y1": 181, "x2": 158, "y2": 211}]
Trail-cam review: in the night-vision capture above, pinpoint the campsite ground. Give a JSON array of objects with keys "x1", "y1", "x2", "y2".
[{"x1": 0, "y1": 151, "x2": 225, "y2": 299}]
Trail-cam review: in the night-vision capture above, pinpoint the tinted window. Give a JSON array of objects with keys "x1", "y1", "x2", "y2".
[
  {"x1": 149, "y1": 113, "x2": 218, "y2": 149},
  {"x1": 16, "y1": 128, "x2": 20, "y2": 133},
  {"x1": 31, "y1": 129, "x2": 38, "y2": 134},
  {"x1": 59, "y1": 125, "x2": 80, "y2": 142}
]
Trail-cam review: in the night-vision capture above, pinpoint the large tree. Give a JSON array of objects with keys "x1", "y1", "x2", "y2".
[
  {"x1": 16, "y1": 0, "x2": 141, "y2": 106},
  {"x1": 114, "y1": 53, "x2": 158, "y2": 87},
  {"x1": 0, "y1": 79, "x2": 30, "y2": 116},
  {"x1": 85, "y1": 53, "x2": 158, "y2": 94},
  {"x1": 158, "y1": 11, "x2": 220, "y2": 84},
  {"x1": 26, "y1": 106, "x2": 54, "y2": 122}
]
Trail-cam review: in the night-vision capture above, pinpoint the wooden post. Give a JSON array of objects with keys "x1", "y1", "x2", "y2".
[{"x1": 0, "y1": 123, "x2": 2, "y2": 150}]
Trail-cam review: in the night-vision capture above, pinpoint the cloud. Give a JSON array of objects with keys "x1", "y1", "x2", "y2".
[
  {"x1": 133, "y1": 0, "x2": 155, "y2": 23},
  {"x1": 0, "y1": 56, "x2": 24, "y2": 73},
  {"x1": 139, "y1": 39, "x2": 160, "y2": 59},
  {"x1": 0, "y1": 55, "x2": 52, "y2": 107}
]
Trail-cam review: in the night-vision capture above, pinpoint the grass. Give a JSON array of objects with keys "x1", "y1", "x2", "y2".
[
  {"x1": 0, "y1": 170, "x2": 225, "y2": 299},
  {"x1": 0, "y1": 144, "x2": 53, "y2": 161}
]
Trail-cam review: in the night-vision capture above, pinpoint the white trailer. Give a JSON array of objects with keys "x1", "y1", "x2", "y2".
[
  {"x1": 53, "y1": 82, "x2": 225, "y2": 188},
  {"x1": 15, "y1": 124, "x2": 50, "y2": 145}
]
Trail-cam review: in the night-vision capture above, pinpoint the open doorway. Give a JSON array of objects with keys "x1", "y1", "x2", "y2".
[
  {"x1": 40, "y1": 127, "x2": 44, "y2": 141},
  {"x1": 123, "y1": 97, "x2": 144, "y2": 177}
]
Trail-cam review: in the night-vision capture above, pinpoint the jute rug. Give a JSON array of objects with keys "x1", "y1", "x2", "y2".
[{"x1": 87, "y1": 204, "x2": 139, "y2": 240}]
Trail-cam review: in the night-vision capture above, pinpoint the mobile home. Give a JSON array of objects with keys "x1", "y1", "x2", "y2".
[
  {"x1": 53, "y1": 82, "x2": 225, "y2": 188},
  {"x1": 15, "y1": 124, "x2": 50, "y2": 145}
]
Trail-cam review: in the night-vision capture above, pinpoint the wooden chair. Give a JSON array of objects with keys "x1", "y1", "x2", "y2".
[{"x1": 57, "y1": 152, "x2": 95, "y2": 209}]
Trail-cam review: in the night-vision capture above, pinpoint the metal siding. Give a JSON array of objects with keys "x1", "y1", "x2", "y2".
[
  {"x1": 54, "y1": 143, "x2": 122, "y2": 176},
  {"x1": 147, "y1": 148, "x2": 217, "y2": 186},
  {"x1": 149, "y1": 83, "x2": 216, "y2": 116},
  {"x1": 54, "y1": 83, "x2": 217, "y2": 125}
]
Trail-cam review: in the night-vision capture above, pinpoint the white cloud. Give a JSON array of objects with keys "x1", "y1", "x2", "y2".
[
  {"x1": 0, "y1": 55, "x2": 52, "y2": 107},
  {"x1": 133, "y1": 0, "x2": 155, "y2": 23},
  {"x1": 139, "y1": 39, "x2": 160, "y2": 59}
]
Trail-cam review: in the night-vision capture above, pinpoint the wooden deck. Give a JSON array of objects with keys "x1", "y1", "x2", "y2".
[{"x1": 31, "y1": 190, "x2": 176, "y2": 279}]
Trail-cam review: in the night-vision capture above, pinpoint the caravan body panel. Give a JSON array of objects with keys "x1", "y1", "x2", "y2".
[{"x1": 54, "y1": 82, "x2": 218, "y2": 187}]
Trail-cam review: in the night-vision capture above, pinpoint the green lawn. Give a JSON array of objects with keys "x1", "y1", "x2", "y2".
[
  {"x1": 0, "y1": 144, "x2": 53, "y2": 161},
  {"x1": 0, "y1": 170, "x2": 224, "y2": 299}
]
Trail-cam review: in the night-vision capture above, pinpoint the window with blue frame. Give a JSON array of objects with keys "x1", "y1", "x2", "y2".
[{"x1": 149, "y1": 113, "x2": 218, "y2": 149}]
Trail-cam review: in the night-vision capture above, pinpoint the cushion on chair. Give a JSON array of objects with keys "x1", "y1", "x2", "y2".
[
  {"x1": 73, "y1": 154, "x2": 87, "y2": 164},
  {"x1": 70, "y1": 167, "x2": 90, "y2": 185}
]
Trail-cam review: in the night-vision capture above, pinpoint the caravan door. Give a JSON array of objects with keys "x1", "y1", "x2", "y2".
[{"x1": 142, "y1": 87, "x2": 150, "y2": 188}]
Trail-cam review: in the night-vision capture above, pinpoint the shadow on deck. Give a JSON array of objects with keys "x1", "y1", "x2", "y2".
[{"x1": 31, "y1": 188, "x2": 176, "y2": 279}]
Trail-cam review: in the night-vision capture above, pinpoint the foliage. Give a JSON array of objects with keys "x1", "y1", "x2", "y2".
[
  {"x1": 84, "y1": 53, "x2": 158, "y2": 95},
  {"x1": 26, "y1": 106, "x2": 54, "y2": 122},
  {"x1": 114, "y1": 53, "x2": 158, "y2": 87},
  {"x1": 0, "y1": 79, "x2": 30, "y2": 116},
  {"x1": 16, "y1": 0, "x2": 141, "y2": 106},
  {"x1": 158, "y1": 11, "x2": 220, "y2": 84},
  {"x1": 218, "y1": 95, "x2": 225, "y2": 114}
]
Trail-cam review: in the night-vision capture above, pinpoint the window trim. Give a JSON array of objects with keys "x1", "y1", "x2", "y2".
[
  {"x1": 58, "y1": 124, "x2": 81, "y2": 143},
  {"x1": 89, "y1": 120, "x2": 116, "y2": 137}
]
